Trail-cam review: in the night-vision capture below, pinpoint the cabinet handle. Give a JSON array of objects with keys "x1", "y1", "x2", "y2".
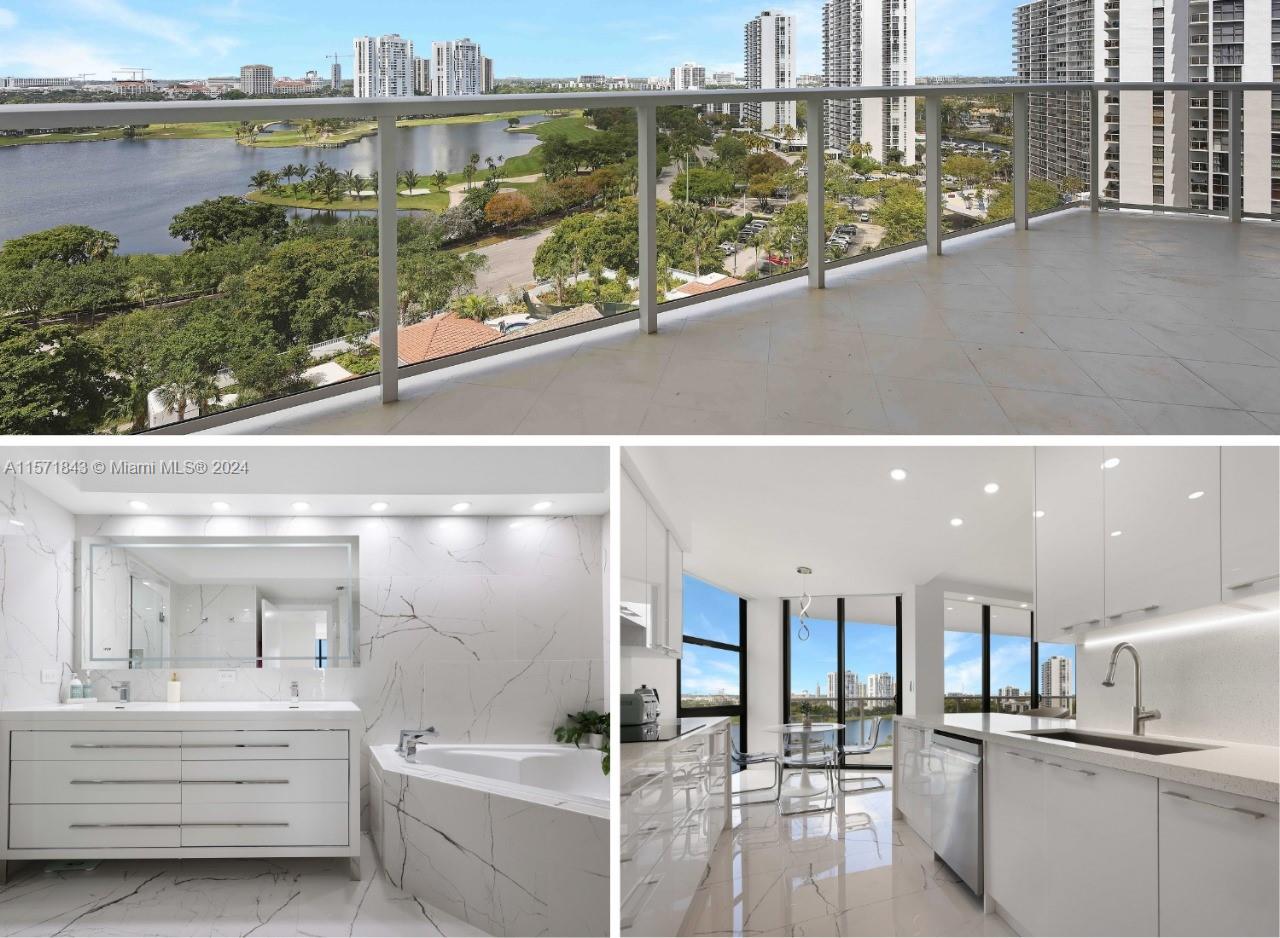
[
  {"x1": 69, "y1": 823, "x2": 180, "y2": 829},
  {"x1": 181, "y1": 743, "x2": 291, "y2": 749},
  {"x1": 1060, "y1": 619, "x2": 1101, "y2": 633},
  {"x1": 1005, "y1": 750, "x2": 1043, "y2": 763},
  {"x1": 1046, "y1": 761, "x2": 1096, "y2": 777},
  {"x1": 180, "y1": 822, "x2": 291, "y2": 828},
  {"x1": 1107, "y1": 604, "x2": 1160, "y2": 620},
  {"x1": 70, "y1": 744, "x2": 180, "y2": 750},
  {"x1": 1162, "y1": 790, "x2": 1266, "y2": 820},
  {"x1": 1226, "y1": 574, "x2": 1279, "y2": 591},
  {"x1": 180, "y1": 779, "x2": 290, "y2": 785},
  {"x1": 71, "y1": 779, "x2": 181, "y2": 785}
]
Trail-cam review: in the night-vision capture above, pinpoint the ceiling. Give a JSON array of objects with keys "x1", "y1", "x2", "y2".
[
  {"x1": 15, "y1": 445, "x2": 609, "y2": 516},
  {"x1": 627, "y1": 446, "x2": 1035, "y2": 600}
]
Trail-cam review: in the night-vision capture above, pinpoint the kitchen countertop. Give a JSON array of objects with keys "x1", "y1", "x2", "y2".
[
  {"x1": 620, "y1": 716, "x2": 729, "y2": 789},
  {"x1": 897, "y1": 713, "x2": 1279, "y2": 803}
]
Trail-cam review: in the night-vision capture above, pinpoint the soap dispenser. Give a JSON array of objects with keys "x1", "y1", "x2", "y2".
[
  {"x1": 67, "y1": 674, "x2": 83, "y2": 702},
  {"x1": 167, "y1": 672, "x2": 181, "y2": 704}
]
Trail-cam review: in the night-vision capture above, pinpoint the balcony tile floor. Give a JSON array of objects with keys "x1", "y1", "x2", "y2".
[
  {"x1": 682, "y1": 770, "x2": 1013, "y2": 936},
  {"x1": 222, "y1": 209, "x2": 1280, "y2": 436}
]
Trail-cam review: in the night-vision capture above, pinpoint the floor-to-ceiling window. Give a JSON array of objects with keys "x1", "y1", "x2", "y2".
[
  {"x1": 944, "y1": 600, "x2": 985, "y2": 713},
  {"x1": 946, "y1": 598, "x2": 1034, "y2": 713},
  {"x1": 1035, "y1": 640, "x2": 1078, "y2": 716},
  {"x1": 783, "y1": 594, "x2": 901, "y2": 769},
  {"x1": 677, "y1": 574, "x2": 747, "y2": 753},
  {"x1": 991, "y1": 605, "x2": 1032, "y2": 713}
]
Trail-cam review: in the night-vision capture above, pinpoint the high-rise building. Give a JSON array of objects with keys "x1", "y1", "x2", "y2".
[
  {"x1": 711, "y1": 71, "x2": 742, "y2": 86},
  {"x1": 823, "y1": 0, "x2": 918, "y2": 164},
  {"x1": 238, "y1": 64, "x2": 274, "y2": 96},
  {"x1": 354, "y1": 34, "x2": 414, "y2": 99},
  {"x1": 867, "y1": 672, "x2": 895, "y2": 699},
  {"x1": 431, "y1": 39, "x2": 493, "y2": 96},
  {"x1": 744, "y1": 10, "x2": 797, "y2": 132},
  {"x1": 330, "y1": 62, "x2": 342, "y2": 90},
  {"x1": 1013, "y1": 0, "x2": 1278, "y2": 214},
  {"x1": 670, "y1": 63, "x2": 707, "y2": 90},
  {"x1": 414, "y1": 57, "x2": 432, "y2": 96},
  {"x1": 1040, "y1": 655, "x2": 1073, "y2": 700}
]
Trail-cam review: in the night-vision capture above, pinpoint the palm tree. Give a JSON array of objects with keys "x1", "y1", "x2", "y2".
[
  {"x1": 250, "y1": 169, "x2": 278, "y2": 192},
  {"x1": 433, "y1": 170, "x2": 448, "y2": 190},
  {"x1": 399, "y1": 169, "x2": 422, "y2": 193},
  {"x1": 156, "y1": 371, "x2": 218, "y2": 421},
  {"x1": 369, "y1": 171, "x2": 380, "y2": 196},
  {"x1": 342, "y1": 170, "x2": 362, "y2": 200},
  {"x1": 465, "y1": 152, "x2": 481, "y2": 189}
]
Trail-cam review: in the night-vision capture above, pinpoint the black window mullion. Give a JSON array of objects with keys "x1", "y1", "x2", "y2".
[
  {"x1": 836, "y1": 597, "x2": 846, "y2": 750},
  {"x1": 781, "y1": 598, "x2": 791, "y2": 723},
  {"x1": 981, "y1": 604, "x2": 992, "y2": 713},
  {"x1": 739, "y1": 596, "x2": 748, "y2": 752},
  {"x1": 1031, "y1": 611, "x2": 1040, "y2": 709}
]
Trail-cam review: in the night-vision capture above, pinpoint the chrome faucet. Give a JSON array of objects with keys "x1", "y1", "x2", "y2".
[
  {"x1": 111, "y1": 681, "x2": 131, "y2": 703},
  {"x1": 397, "y1": 727, "x2": 438, "y2": 757},
  {"x1": 1102, "y1": 642, "x2": 1161, "y2": 735},
  {"x1": 290, "y1": 681, "x2": 300, "y2": 699}
]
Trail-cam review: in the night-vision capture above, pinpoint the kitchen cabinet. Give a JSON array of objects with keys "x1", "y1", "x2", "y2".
[
  {"x1": 1158, "y1": 781, "x2": 1279, "y2": 937},
  {"x1": 987, "y1": 743, "x2": 1158, "y2": 937},
  {"x1": 666, "y1": 532, "x2": 684, "y2": 659},
  {"x1": 1220, "y1": 447, "x2": 1280, "y2": 604},
  {"x1": 1034, "y1": 446, "x2": 1105, "y2": 642},
  {"x1": 646, "y1": 506, "x2": 670, "y2": 652},
  {"x1": 1103, "y1": 446, "x2": 1220, "y2": 626},
  {"x1": 894, "y1": 722, "x2": 932, "y2": 844},
  {"x1": 620, "y1": 467, "x2": 683, "y2": 658},
  {"x1": 621, "y1": 471, "x2": 647, "y2": 585}
]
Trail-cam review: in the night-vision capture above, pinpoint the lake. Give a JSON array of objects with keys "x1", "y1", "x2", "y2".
[{"x1": 0, "y1": 115, "x2": 547, "y2": 255}]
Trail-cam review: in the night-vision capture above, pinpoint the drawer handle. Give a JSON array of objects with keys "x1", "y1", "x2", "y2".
[
  {"x1": 1060, "y1": 619, "x2": 1100, "y2": 633},
  {"x1": 182, "y1": 744, "x2": 292, "y2": 749},
  {"x1": 1226, "y1": 574, "x2": 1279, "y2": 591},
  {"x1": 181, "y1": 779, "x2": 290, "y2": 785},
  {"x1": 1005, "y1": 750, "x2": 1043, "y2": 763},
  {"x1": 181, "y1": 822, "x2": 291, "y2": 828},
  {"x1": 70, "y1": 744, "x2": 180, "y2": 750},
  {"x1": 71, "y1": 779, "x2": 181, "y2": 785},
  {"x1": 1162, "y1": 790, "x2": 1266, "y2": 820},
  {"x1": 1046, "y1": 762, "x2": 1096, "y2": 777},
  {"x1": 1107, "y1": 604, "x2": 1160, "y2": 620},
  {"x1": 69, "y1": 823, "x2": 181, "y2": 829}
]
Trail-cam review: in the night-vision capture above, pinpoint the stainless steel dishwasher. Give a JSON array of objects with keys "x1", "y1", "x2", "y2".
[{"x1": 928, "y1": 731, "x2": 983, "y2": 895}]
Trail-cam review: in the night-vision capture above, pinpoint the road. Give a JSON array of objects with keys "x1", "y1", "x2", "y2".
[{"x1": 471, "y1": 225, "x2": 557, "y2": 299}]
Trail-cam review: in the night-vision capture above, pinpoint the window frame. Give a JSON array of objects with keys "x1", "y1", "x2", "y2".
[{"x1": 676, "y1": 578, "x2": 748, "y2": 750}]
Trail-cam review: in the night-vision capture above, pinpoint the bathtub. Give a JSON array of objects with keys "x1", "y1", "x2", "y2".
[{"x1": 369, "y1": 743, "x2": 608, "y2": 937}]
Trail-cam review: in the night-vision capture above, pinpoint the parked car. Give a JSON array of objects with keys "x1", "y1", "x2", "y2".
[
  {"x1": 859, "y1": 212, "x2": 871, "y2": 223},
  {"x1": 719, "y1": 241, "x2": 737, "y2": 256}
]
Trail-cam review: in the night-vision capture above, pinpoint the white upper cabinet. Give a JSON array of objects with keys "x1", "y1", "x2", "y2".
[
  {"x1": 646, "y1": 504, "x2": 669, "y2": 651},
  {"x1": 666, "y1": 532, "x2": 684, "y2": 658},
  {"x1": 620, "y1": 466, "x2": 683, "y2": 658},
  {"x1": 1220, "y1": 447, "x2": 1280, "y2": 604},
  {"x1": 621, "y1": 471, "x2": 647, "y2": 584},
  {"x1": 1103, "y1": 446, "x2": 1220, "y2": 626},
  {"x1": 1034, "y1": 446, "x2": 1105, "y2": 643}
]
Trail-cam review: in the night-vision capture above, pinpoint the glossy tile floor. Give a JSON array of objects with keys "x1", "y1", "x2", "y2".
[
  {"x1": 0, "y1": 836, "x2": 486, "y2": 937},
  {"x1": 223, "y1": 209, "x2": 1280, "y2": 436},
  {"x1": 680, "y1": 771, "x2": 1013, "y2": 937}
]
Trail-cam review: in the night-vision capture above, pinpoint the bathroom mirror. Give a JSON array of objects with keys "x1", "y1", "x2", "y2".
[{"x1": 80, "y1": 536, "x2": 358, "y2": 669}]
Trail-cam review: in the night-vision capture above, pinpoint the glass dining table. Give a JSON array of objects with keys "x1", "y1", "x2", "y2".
[{"x1": 762, "y1": 722, "x2": 841, "y2": 816}]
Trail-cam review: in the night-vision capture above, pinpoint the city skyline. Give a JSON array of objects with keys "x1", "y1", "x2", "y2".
[{"x1": 0, "y1": 0, "x2": 1022, "y2": 84}]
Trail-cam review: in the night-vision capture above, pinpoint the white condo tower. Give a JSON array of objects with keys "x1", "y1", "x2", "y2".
[
  {"x1": 353, "y1": 34, "x2": 414, "y2": 98},
  {"x1": 744, "y1": 10, "x2": 798, "y2": 132}
]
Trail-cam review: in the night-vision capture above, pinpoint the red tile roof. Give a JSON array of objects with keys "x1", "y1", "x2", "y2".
[
  {"x1": 373, "y1": 315, "x2": 502, "y2": 366},
  {"x1": 672, "y1": 276, "x2": 745, "y2": 297}
]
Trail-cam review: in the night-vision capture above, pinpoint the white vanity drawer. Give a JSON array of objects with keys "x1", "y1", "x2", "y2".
[
  {"x1": 180, "y1": 759, "x2": 349, "y2": 804},
  {"x1": 11, "y1": 731, "x2": 182, "y2": 761},
  {"x1": 10, "y1": 760, "x2": 181, "y2": 805},
  {"x1": 9, "y1": 804, "x2": 181, "y2": 848},
  {"x1": 181, "y1": 803, "x2": 348, "y2": 847},
  {"x1": 180, "y1": 730, "x2": 348, "y2": 760}
]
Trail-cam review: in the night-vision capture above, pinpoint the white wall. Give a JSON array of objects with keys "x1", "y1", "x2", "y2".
[
  {"x1": 913, "y1": 579, "x2": 945, "y2": 715},
  {"x1": 619, "y1": 655, "x2": 676, "y2": 722},
  {"x1": 746, "y1": 597, "x2": 782, "y2": 754},
  {"x1": 1075, "y1": 605, "x2": 1280, "y2": 745},
  {"x1": 1, "y1": 477, "x2": 74, "y2": 709}
]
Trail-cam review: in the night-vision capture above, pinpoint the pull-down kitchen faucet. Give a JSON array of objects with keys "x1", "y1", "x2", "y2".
[{"x1": 1102, "y1": 642, "x2": 1161, "y2": 735}]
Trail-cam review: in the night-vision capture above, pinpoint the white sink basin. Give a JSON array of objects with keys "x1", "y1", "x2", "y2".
[{"x1": 59, "y1": 700, "x2": 353, "y2": 712}]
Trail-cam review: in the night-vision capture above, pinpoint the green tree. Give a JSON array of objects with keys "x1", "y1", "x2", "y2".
[
  {"x1": 0, "y1": 225, "x2": 119, "y2": 269},
  {"x1": 399, "y1": 169, "x2": 422, "y2": 193},
  {"x1": 672, "y1": 167, "x2": 736, "y2": 206},
  {"x1": 874, "y1": 186, "x2": 927, "y2": 246},
  {"x1": 987, "y1": 179, "x2": 1062, "y2": 221},
  {"x1": 397, "y1": 243, "x2": 488, "y2": 324},
  {"x1": 0, "y1": 318, "x2": 121, "y2": 433},
  {"x1": 236, "y1": 238, "x2": 377, "y2": 343},
  {"x1": 249, "y1": 169, "x2": 280, "y2": 193},
  {"x1": 663, "y1": 203, "x2": 722, "y2": 276},
  {"x1": 169, "y1": 197, "x2": 288, "y2": 251}
]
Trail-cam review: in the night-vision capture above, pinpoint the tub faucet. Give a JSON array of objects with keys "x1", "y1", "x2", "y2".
[
  {"x1": 1102, "y1": 641, "x2": 1161, "y2": 735},
  {"x1": 398, "y1": 727, "x2": 438, "y2": 756}
]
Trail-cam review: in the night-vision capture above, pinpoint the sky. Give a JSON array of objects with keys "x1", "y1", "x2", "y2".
[
  {"x1": 680, "y1": 573, "x2": 1077, "y2": 699},
  {"x1": 0, "y1": 0, "x2": 1017, "y2": 82}
]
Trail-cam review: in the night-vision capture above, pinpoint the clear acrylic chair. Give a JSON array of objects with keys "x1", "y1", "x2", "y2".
[
  {"x1": 834, "y1": 716, "x2": 891, "y2": 794},
  {"x1": 729, "y1": 733, "x2": 783, "y2": 804}
]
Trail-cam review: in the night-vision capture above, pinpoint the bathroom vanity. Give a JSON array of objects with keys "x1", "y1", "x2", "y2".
[{"x1": 0, "y1": 701, "x2": 362, "y2": 883}]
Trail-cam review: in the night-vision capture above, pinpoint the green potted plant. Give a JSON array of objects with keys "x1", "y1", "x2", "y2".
[{"x1": 554, "y1": 710, "x2": 610, "y2": 775}]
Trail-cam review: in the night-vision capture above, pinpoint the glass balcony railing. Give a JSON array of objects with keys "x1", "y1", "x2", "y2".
[
  {"x1": 944, "y1": 694, "x2": 1077, "y2": 716},
  {"x1": 0, "y1": 79, "x2": 1274, "y2": 434}
]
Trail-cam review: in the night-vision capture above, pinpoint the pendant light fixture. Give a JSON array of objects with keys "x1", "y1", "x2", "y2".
[{"x1": 795, "y1": 566, "x2": 813, "y2": 641}]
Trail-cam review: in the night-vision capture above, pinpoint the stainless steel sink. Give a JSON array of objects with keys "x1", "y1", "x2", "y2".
[{"x1": 1012, "y1": 729, "x2": 1220, "y2": 755}]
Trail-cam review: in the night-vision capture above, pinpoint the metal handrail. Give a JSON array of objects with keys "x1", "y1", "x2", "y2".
[{"x1": 2, "y1": 80, "x2": 1273, "y2": 434}]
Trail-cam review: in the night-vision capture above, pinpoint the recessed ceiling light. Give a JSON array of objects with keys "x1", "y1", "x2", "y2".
[
  {"x1": 451, "y1": 502, "x2": 471, "y2": 512},
  {"x1": 129, "y1": 500, "x2": 148, "y2": 511},
  {"x1": 950, "y1": 518, "x2": 964, "y2": 527},
  {"x1": 8, "y1": 518, "x2": 24, "y2": 527},
  {"x1": 370, "y1": 501, "x2": 390, "y2": 512},
  {"x1": 211, "y1": 501, "x2": 231, "y2": 513},
  {"x1": 1187, "y1": 491, "x2": 1205, "y2": 500},
  {"x1": 291, "y1": 501, "x2": 310, "y2": 512},
  {"x1": 946, "y1": 606, "x2": 954, "y2": 611},
  {"x1": 1033, "y1": 509, "x2": 1045, "y2": 518},
  {"x1": 984, "y1": 482, "x2": 1000, "y2": 494},
  {"x1": 966, "y1": 596, "x2": 975, "y2": 602},
  {"x1": 1102, "y1": 457, "x2": 1120, "y2": 469},
  {"x1": 1020, "y1": 603, "x2": 1029, "y2": 608},
  {"x1": 889, "y1": 468, "x2": 907, "y2": 481},
  {"x1": 532, "y1": 501, "x2": 553, "y2": 511},
  {"x1": 1110, "y1": 530, "x2": 1123, "y2": 537}
]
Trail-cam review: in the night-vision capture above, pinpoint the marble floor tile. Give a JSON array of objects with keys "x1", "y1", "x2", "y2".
[
  {"x1": 765, "y1": 366, "x2": 890, "y2": 432},
  {"x1": 1113, "y1": 399, "x2": 1275, "y2": 434},
  {"x1": 1067, "y1": 351, "x2": 1237, "y2": 408},
  {"x1": 0, "y1": 836, "x2": 486, "y2": 938},
  {"x1": 964, "y1": 344, "x2": 1107, "y2": 397},
  {"x1": 1032, "y1": 315, "x2": 1164, "y2": 355},
  {"x1": 1129, "y1": 322, "x2": 1280, "y2": 366},
  {"x1": 1178, "y1": 360, "x2": 1280, "y2": 414},
  {"x1": 876, "y1": 376, "x2": 1016, "y2": 434},
  {"x1": 862, "y1": 335, "x2": 984, "y2": 385},
  {"x1": 990, "y1": 387, "x2": 1145, "y2": 434}
]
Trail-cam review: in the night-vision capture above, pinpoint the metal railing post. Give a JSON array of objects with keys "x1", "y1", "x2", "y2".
[
  {"x1": 637, "y1": 104, "x2": 659, "y2": 333},
  {"x1": 1013, "y1": 92, "x2": 1029, "y2": 230},
  {"x1": 377, "y1": 114, "x2": 399, "y2": 403},
  {"x1": 925, "y1": 94, "x2": 943, "y2": 255},
  {"x1": 1089, "y1": 90, "x2": 1101, "y2": 212},
  {"x1": 1228, "y1": 87, "x2": 1243, "y2": 223},
  {"x1": 806, "y1": 95, "x2": 826, "y2": 288}
]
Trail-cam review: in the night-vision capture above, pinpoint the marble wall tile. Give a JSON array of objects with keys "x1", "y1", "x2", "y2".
[{"x1": 1, "y1": 477, "x2": 75, "y2": 709}]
